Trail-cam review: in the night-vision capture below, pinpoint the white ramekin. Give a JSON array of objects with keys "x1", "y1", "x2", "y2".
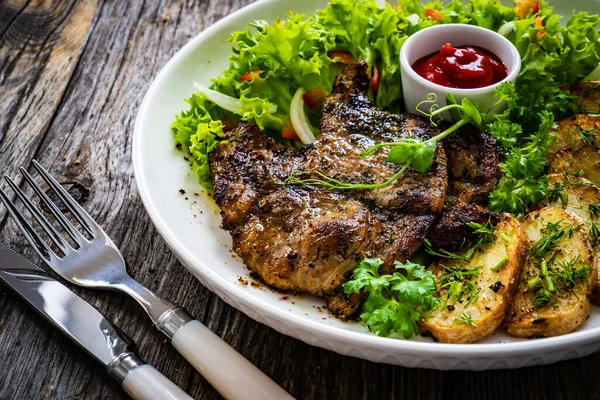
[{"x1": 400, "y1": 24, "x2": 521, "y2": 120}]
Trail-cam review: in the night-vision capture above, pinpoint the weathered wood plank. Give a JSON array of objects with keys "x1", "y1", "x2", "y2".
[
  {"x1": 2, "y1": 1, "x2": 600, "y2": 399},
  {"x1": 0, "y1": 0, "x2": 101, "y2": 178}
]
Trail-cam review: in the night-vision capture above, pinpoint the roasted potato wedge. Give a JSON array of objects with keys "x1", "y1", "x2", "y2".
[
  {"x1": 541, "y1": 174, "x2": 600, "y2": 305},
  {"x1": 549, "y1": 145, "x2": 600, "y2": 186},
  {"x1": 505, "y1": 208, "x2": 596, "y2": 338},
  {"x1": 564, "y1": 81, "x2": 600, "y2": 114},
  {"x1": 420, "y1": 214, "x2": 527, "y2": 343},
  {"x1": 547, "y1": 114, "x2": 600, "y2": 161}
]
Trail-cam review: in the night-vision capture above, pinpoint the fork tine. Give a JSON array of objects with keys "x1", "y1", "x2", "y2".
[
  {"x1": 31, "y1": 160, "x2": 99, "y2": 237},
  {"x1": 4, "y1": 175, "x2": 73, "y2": 252},
  {"x1": 20, "y1": 167, "x2": 84, "y2": 245},
  {"x1": 0, "y1": 186, "x2": 59, "y2": 265}
]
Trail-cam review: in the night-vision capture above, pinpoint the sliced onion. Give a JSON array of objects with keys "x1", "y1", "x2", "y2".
[
  {"x1": 194, "y1": 82, "x2": 239, "y2": 112},
  {"x1": 290, "y1": 88, "x2": 317, "y2": 144},
  {"x1": 406, "y1": 13, "x2": 420, "y2": 25},
  {"x1": 193, "y1": 82, "x2": 277, "y2": 114},
  {"x1": 585, "y1": 64, "x2": 600, "y2": 81},
  {"x1": 498, "y1": 21, "x2": 516, "y2": 37}
]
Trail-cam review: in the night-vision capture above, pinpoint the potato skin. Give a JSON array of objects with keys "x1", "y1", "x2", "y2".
[
  {"x1": 541, "y1": 174, "x2": 600, "y2": 305},
  {"x1": 420, "y1": 214, "x2": 528, "y2": 343},
  {"x1": 549, "y1": 145, "x2": 600, "y2": 186},
  {"x1": 563, "y1": 81, "x2": 600, "y2": 114},
  {"x1": 547, "y1": 114, "x2": 600, "y2": 162},
  {"x1": 505, "y1": 208, "x2": 596, "y2": 338}
]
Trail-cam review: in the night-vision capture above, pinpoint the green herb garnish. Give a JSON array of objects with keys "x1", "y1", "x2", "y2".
[
  {"x1": 343, "y1": 258, "x2": 437, "y2": 338},
  {"x1": 455, "y1": 312, "x2": 476, "y2": 326},
  {"x1": 529, "y1": 221, "x2": 575, "y2": 260},
  {"x1": 575, "y1": 126, "x2": 600, "y2": 150},
  {"x1": 437, "y1": 264, "x2": 481, "y2": 309},
  {"x1": 424, "y1": 219, "x2": 496, "y2": 262}
]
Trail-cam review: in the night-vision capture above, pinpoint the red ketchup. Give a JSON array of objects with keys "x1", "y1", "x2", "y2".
[{"x1": 412, "y1": 43, "x2": 508, "y2": 89}]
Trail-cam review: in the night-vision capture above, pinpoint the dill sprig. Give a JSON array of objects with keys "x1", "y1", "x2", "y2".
[
  {"x1": 424, "y1": 219, "x2": 496, "y2": 262},
  {"x1": 552, "y1": 256, "x2": 591, "y2": 290},
  {"x1": 455, "y1": 312, "x2": 476, "y2": 326},
  {"x1": 528, "y1": 220, "x2": 577, "y2": 260},
  {"x1": 575, "y1": 126, "x2": 600, "y2": 150},
  {"x1": 437, "y1": 264, "x2": 481, "y2": 309},
  {"x1": 533, "y1": 289, "x2": 554, "y2": 308},
  {"x1": 282, "y1": 164, "x2": 410, "y2": 190}
]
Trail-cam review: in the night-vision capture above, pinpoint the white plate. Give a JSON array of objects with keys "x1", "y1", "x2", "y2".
[{"x1": 133, "y1": 0, "x2": 600, "y2": 370}]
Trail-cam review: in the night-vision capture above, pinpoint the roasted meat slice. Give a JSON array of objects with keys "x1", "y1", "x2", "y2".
[
  {"x1": 303, "y1": 61, "x2": 448, "y2": 215},
  {"x1": 443, "y1": 126, "x2": 500, "y2": 204},
  {"x1": 427, "y1": 197, "x2": 499, "y2": 249},
  {"x1": 209, "y1": 63, "x2": 449, "y2": 316},
  {"x1": 210, "y1": 123, "x2": 303, "y2": 229},
  {"x1": 426, "y1": 124, "x2": 500, "y2": 248},
  {"x1": 211, "y1": 124, "x2": 436, "y2": 303},
  {"x1": 231, "y1": 188, "x2": 373, "y2": 296}
]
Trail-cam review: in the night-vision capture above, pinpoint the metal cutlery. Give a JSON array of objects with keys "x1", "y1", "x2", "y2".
[
  {"x1": 0, "y1": 160, "x2": 292, "y2": 400},
  {"x1": 0, "y1": 244, "x2": 192, "y2": 400}
]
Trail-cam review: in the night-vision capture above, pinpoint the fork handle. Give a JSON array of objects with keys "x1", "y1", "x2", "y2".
[
  {"x1": 171, "y1": 320, "x2": 294, "y2": 400},
  {"x1": 122, "y1": 365, "x2": 193, "y2": 400}
]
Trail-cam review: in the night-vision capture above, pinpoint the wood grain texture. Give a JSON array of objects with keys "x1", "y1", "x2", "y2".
[{"x1": 1, "y1": 1, "x2": 600, "y2": 399}]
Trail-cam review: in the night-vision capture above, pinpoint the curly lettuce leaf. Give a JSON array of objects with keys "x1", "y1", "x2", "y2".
[{"x1": 188, "y1": 121, "x2": 226, "y2": 189}]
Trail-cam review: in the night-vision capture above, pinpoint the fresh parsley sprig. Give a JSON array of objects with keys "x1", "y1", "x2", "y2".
[{"x1": 343, "y1": 258, "x2": 438, "y2": 339}]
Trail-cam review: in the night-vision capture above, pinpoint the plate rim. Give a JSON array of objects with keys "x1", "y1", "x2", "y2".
[{"x1": 132, "y1": 0, "x2": 600, "y2": 366}]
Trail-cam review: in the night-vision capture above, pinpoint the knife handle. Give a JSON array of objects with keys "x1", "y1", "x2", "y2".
[
  {"x1": 122, "y1": 364, "x2": 193, "y2": 400},
  {"x1": 171, "y1": 320, "x2": 294, "y2": 400}
]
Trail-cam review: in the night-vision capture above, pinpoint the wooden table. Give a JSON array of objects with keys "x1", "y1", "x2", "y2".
[{"x1": 1, "y1": 1, "x2": 599, "y2": 399}]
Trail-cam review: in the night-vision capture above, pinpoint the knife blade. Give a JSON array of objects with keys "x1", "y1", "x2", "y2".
[
  {"x1": 0, "y1": 244, "x2": 192, "y2": 400},
  {"x1": 0, "y1": 244, "x2": 132, "y2": 367}
]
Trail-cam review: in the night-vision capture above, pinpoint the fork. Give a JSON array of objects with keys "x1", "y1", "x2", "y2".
[{"x1": 0, "y1": 160, "x2": 293, "y2": 400}]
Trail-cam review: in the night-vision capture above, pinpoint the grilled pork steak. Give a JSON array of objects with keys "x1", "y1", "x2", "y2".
[
  {"x1": 211, "y1": 124, "x2": 435, "y2": 299},
  {"x1": 209, "y1": 61, "x2": 499, "y2": 318},
  {"x1": 210, "y1": 62, "x2": 453, "y2": 315},
  {"x1": 443, "y1": 126, "x2": 500, "y2": 204},
  {"x1": 427, "y1": 196, "x2": 499, "y2": 249},
  {"x1": 304, "y1": 61, "x2": 448, "y2": 215},
  {"x1": 426, "y1": 125, "x2": 500, "y2": 248}
]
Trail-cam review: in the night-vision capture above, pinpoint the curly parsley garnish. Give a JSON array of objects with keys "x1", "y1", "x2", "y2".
[{"x1": 343, "y1": 258, "x2": 438, "y2": 339}]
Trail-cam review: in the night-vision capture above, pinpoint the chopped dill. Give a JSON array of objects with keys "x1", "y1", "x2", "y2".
[
  {"x1": 528, "y1": 220, "x2": 576, "y2": 260},
  {"x1": 533, "y1": 289, "x2": 554, "y2": 308},
  {"x1": 424, "y1": 219, "x2": 496, "y2": 262},
  {"x1": 589, "y1": 203, "x2": 600, "y2": 219},
  {"x1": 437, "y1": 264, "x2": 481, "y2": 309},
  {"x1": 587, "y1": 219, "x2": 600, "y2": 246},
  {"x1": 547, "y1": 173, "x2": 600, "y2": 203},
  {"x1": 552, "y1": 256, "x2": 591, "y2": 289},
  {"x1": 575, "y1": 126, "x2": 600, "y2": 150},
  {"x1": 455, "y1": 312, "x2": 476, "y2": 326}
]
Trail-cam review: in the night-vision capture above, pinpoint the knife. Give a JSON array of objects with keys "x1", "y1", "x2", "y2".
[{"x1": 0, "y1": 244, "x2": 192, "y2": 400}]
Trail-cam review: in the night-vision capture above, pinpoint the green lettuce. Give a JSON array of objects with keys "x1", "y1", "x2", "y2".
[{"x1": 172, "y1": 0, "x2": 600, "y2": 196}]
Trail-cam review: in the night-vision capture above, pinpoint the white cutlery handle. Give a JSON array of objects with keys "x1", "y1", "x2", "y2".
[
  {"x1": 122, "y1": 364, "x2": 193, "y2": 400},
  {"x1": 172, "y1": 320, "x2": 294, "y2": 400}
]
